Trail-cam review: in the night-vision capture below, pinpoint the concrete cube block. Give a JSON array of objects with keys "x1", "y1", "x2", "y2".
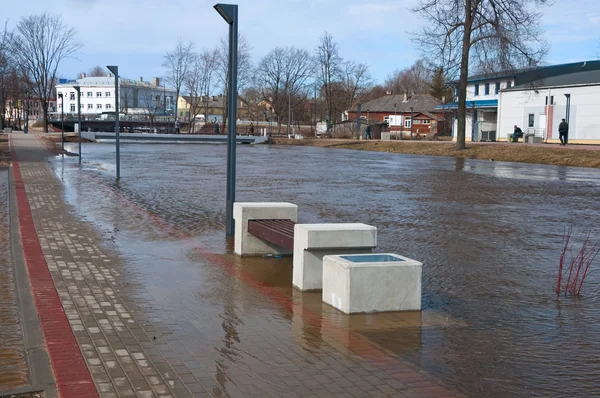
[
  {"x1": 322, "y1": 253, "x2": 422, "y2": 314},
  {"x1": 293, "y1": 223, "x2": 376, "y2": 291},
  {"x1": 233, "y1": 202, "x2": 297, "y2": 256}
]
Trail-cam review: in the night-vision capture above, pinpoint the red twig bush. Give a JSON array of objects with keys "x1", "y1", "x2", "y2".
[{"x1": 556, "y1": 227, "x2": 600, "y2": 298}]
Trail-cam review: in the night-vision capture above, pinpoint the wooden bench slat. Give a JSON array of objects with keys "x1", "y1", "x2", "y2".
[{"x1": 248, "y1": 219, "x2": 295, "y2": 251}]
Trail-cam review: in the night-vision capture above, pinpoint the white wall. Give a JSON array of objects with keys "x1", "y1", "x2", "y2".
[
  {"x1": 498, "y1": 85, "x2": 600, "y2": 141},
  {"x1": 466, "y1": 79, "x2": 514, "y2": 101},
  {"x1": 56, "y1": 86, "x2": 116, "y2": 115}
]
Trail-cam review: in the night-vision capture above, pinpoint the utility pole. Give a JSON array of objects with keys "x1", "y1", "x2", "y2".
[{"x1": 287, "y1": 89, "x2": 291, "y2": 137}]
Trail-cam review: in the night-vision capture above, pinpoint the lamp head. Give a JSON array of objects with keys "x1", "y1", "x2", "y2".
[{"x1": 214, "y1": 3, "x2": 236, "y2": 24}]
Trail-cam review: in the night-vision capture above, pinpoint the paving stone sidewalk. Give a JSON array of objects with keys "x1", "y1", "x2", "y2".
[{"x1": 11, "y1": 133, "x2": 460, "y2": 398}]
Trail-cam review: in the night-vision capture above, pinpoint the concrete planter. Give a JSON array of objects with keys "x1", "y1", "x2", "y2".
[{"x1": 322, "y1": 253, "x2": 422, "y2": 314}]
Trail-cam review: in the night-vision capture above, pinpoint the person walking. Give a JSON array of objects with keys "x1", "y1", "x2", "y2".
[
  {"x1": 214, "y1": 121, "x2": 220, "y2": 135},
  {"x1": 174, "y1": 119, "x2": 180, "y2": 134},
  {"x1": 365, "y1": 125, "x2": 372, "y2": 140},
  {"x1": 249, "y1": 122, "x2": 254, "y2": 136},
  {"x1": 558, "y1": 118, "x2": 569, "y2": 146}
]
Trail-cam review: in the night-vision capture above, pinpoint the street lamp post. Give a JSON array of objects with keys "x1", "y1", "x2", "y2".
[
  {"x1": 107, "y1": 66, "x2": 120, "y2": 179},
  {"x1": 410, "y1": 106, "x2": 414, "y2": 140},
  {"x1": 214, "y1": 3, "x2": 238, "y2": 236},
  {"x1": 24, "y1": 91, "x2": 29, "y2": 134},
  {"x1": 74, "y1": 86, "x2": 82, "y2": 164},
  {"x1": 58, "y1": 93, "x2": 64, "y2": 156},
  {"x1": 394, "y1": 103, "x2": 397, "y2": 139},
  {"x1": 367, "y1": 107, "x2": 370, "y2": 124}
]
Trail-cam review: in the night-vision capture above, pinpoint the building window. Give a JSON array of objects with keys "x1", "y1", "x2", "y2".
[
  {"x1": 474, "y1": 84, "x2": 480, "y2": 96},
  {"x1": 106, "y1": 104, "x2": 112, "y2": 109},
  {"x1": 97, "y1": 104, "x2": 103, "y2": 109},
  {"x1": 70, "y1": 92, "x2": 75, "y2": 101},
  {"x1": 404, "y1": 118, "x2": 412, "y2": 128},
  {"x1": 495, "y1": 82, "x2": 500, "y2": 94},
  {"x1": 507, "y1": 81, "x2": 512, "y2": 88},
  {"x1": 106, "y1": 92, "x2": 111, "y2": 97},
  {"x1": 58, "y1": 103, "x2": 62, "y2": 109},
  {"x1": 528, "y1": 114, "x2": 534, "y2": 128},
  {"x1": 484, "y1": 83, "x2": 489, "y2": 95},
  {"x1": 97, "y1": 92, "x2": 102, "y2": 97},
  {"x1": 70, "y1": 104, "x2": 75, "y2": 112},
  {"x1": 87, "y1": 104, "x2": 93, "y2": 109},
  {"x1": 87, "y1": 92, "x2": 92, "y2": 97}
]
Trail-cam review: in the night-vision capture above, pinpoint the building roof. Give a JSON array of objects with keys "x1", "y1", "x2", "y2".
[
  {"x1": 349, "y1": 94, "x2": 442, "y2": 114},
  {"x1": 465, "y1": 60, "x2": 600, "y2": 84},
  {"x1": 56, "y1": 76, "x2": 176, "y2": 93},
  {"x1": 509, "y1": 69, "x2": 600, "y2": 90}
]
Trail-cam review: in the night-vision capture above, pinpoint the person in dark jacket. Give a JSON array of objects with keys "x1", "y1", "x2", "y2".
[
  {"x1": 558, "y1": 118, "x2": 569, "y2": 146},
  {"x1": 214, "y1": 121, "x2": 220, "y2": 135},
  {"x1": 249, "y1": 123, "x2": 254, "y2": 136},
  {"x1": 365, "y1": 125, "x2": 372, "y2": 140},
  {"x1": 512, "y1": 125, "x2": 523, "y2": 142}
]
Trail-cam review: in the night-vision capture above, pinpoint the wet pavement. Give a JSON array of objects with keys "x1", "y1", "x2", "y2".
[
  {"x1": 0, "y1": 168, "x2": 29, "y2": 392},
  {"x1": 10, "y1": 134, "x2": 600, "y2": 397}
]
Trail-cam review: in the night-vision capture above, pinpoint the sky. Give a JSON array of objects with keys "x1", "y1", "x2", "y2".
[{"x1": 1, "y1": 0, "x2": 599, "y2": 89}]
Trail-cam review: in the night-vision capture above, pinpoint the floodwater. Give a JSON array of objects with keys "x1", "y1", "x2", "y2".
[
  {"x1": 0, "y1": 169, "x2": 29, "y2": 390},
  {"x1": 56, "y1": 142, "x2": 600, "y2": 397}
]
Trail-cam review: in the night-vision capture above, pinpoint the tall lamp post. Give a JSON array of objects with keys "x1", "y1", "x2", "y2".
[
  {"x1": 107, "y1": 65, "x2": 120, "y2": 179},
  {"x1": 74, "y1": 86, "x2": 82, "y2": 164},
  {"x1": 58, "y1": 93, "x2": 64, "y2": 156},
  {"x1": 24, "y1": 91, "x2": 29, "y2": 134},
  {"x1": 394, "y1": 103, "x2": 397, "y2": 139},
  {"x1": 410, "y1": 106, "x2": 414, "y2": 140},
  {"x1": 214, "y1": 3, "x2": 238, "y2": 236}
]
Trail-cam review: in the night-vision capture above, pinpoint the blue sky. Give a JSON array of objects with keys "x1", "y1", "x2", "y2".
[{"x1": 2, "y1": 0, "x2": 599, "y2": 88}]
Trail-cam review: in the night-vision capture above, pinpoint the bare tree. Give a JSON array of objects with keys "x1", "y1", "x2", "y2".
[
  {"x1": 88, "y1": 65, "x2": 106, "y2": 77},
  {"x1": 141, "y1": 91, "x2": 160, "y2": 129},
  {"x1": 185, "y1": 49, "x2": 219, "y2": 132},
  {"x1": 217, "y1": 34, "x2": 253, "y2": 131},
  {"x1": 257, "y1": 46, "x2": 314, "y2": 133},
  {"x1": 338, "y1": 61, "x2": 373, "y2": 114},
  {"x1": 315, "y1": 32, "x2": 342, "y2": 130},
  {"x1": 11, "y1": 13, "x2": 82, "y2": 133},
  {"x1": 0, "y1": 24, "x2": 12, "y2": 129},
  {"x1": 384, "y1": 59, "x2": 432, "y2": 95},
  {"x1": 413, "y1": 0, "x2": 548, "y2": 149},
  {"x1": 163, "y1": 40, "x2": 194, "y2": 122}
]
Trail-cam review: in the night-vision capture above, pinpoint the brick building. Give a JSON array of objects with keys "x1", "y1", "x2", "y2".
[{"x1": 346, "y1": 93, "x2": 448, "y2": 136}]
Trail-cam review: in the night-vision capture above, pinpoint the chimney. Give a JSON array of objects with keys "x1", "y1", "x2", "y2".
[
  {"x1": 403, "y1": 92, "x2": 408, "y2": 103},
  {"x1": 81, "y1": 73, "x2": 86, "y2": 79},
  {"x1": 441, "y1": 96, "x2": 446, "y2": 103},
  {"x1": 107, "y1": 73, "x2": 112, "y2": 78},
  {"x1": 152, "y1": 77, "x2": 160, "y2": 86},
  {"x1": 139, "y1": 77, "x2": 143, "y2": 82}
]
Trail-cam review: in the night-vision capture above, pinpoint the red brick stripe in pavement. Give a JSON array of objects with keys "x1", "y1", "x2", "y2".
[{"x1": 9, "y1": 136, "x2": 99, "y2": 398}]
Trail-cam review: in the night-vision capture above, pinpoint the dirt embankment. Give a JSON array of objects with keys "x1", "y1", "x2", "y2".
[
  {"x1": 0, "y1": 135, "x2": 9, "y2": 167},
  {"x1": 269, "y1": 138, "x2": 600, "y2": 168}
]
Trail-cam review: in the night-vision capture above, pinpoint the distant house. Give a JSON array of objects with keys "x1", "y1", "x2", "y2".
[
  {"x1": 346, "y1": 93, "x2": 447, "y2": 136},
  {"x1": 498, "y1": 68, "x2": 600, "y2": 144},
  {"x1": 5, "y1": 97, "x2": 56, "y2": 127},
  {"x1": 177, "y1": 95, "x2": 248, "y2": 122},
  {"x1": 437, "y1": 60, "x2": 600, "y2": 142},
  {"x1": 55, "y1": 74, "x2": 176, "y2": 116}
]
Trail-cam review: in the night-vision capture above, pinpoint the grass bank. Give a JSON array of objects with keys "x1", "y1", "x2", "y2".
[
  {"x1": 0, "y1": 134, "x2": 9, "y2": 167},
  {"x1": 269, "y1": 138, "x2": 600, "y2": 168}
]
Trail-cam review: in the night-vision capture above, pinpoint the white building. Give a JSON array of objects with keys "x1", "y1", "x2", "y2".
[
  {"x1": 499, "y1": 69, "x2": 600, "y2": 144},
  {"x1": 437, "y1": 60, "x2": 600, "y2": 142},
  {"x1": 55, "y1": 74, "x2": 176, "y2": 116}
]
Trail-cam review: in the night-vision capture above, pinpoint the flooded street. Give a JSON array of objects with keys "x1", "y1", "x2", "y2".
[
  {"x1": 55, "y1": 142, "x2": 600, "y2": 397},
  {"x1": 0, "y1": 169, "x2": 29, "y2": 391}
]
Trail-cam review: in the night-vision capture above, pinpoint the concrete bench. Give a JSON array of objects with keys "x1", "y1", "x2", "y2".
[
  {"x1": 233, "y1": 202, "x2": 298, "y2": 256},
  {"x1": 292, "y1": 223, "x2": 377, "y2": 291},
  {"x1": 322, "y1": 253, "x2": 422, "y2": 314}
]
